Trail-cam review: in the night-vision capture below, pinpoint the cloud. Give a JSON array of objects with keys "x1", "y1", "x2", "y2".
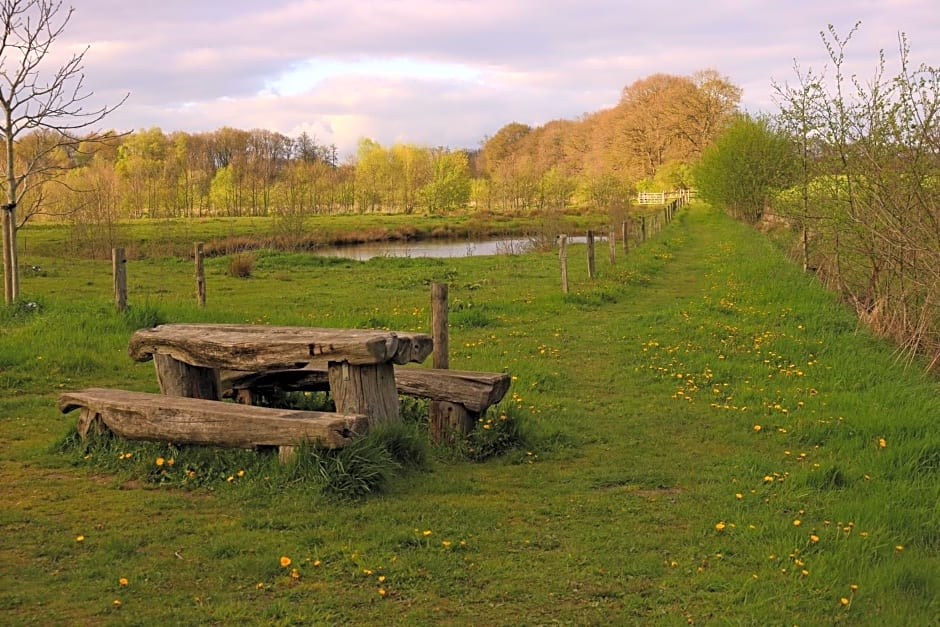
[{"x1": 50, "y1": 0, "x2": 940, "y2": 156}]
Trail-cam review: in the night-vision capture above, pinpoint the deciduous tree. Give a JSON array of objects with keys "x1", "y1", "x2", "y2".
[{"x1": 0, "y1": 0, "x2": 125, "y2": 303}]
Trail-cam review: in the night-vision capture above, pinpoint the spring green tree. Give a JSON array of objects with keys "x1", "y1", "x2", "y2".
[{"x1": 694, "y1": 114, "x2": 797, "y2": 223}]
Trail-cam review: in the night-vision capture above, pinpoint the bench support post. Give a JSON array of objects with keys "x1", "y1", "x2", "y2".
[{"x1": 429, "y1": 402, "x2": 475, "y2": 444}]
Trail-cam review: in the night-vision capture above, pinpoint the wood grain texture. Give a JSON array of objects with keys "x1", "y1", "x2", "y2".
[
  {"x1": 59, "y1": 388, "x2": 368, "y2": 448},
  {"x1": 128, "y1": 324, "x2": 433, "y2": 369}
]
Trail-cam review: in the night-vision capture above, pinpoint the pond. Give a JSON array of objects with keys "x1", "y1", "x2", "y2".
[{"x1": 313, "y1": 235, "x2": 595, "y2": 260}]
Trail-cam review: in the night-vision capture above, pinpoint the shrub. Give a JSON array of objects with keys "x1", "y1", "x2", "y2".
[{"x1": 228, "y1": 252, "x2": 255, "y2": 278}]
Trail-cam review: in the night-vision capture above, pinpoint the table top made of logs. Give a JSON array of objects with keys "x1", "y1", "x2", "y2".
[{"x1": 128, "y1": 323, "x2": 433, "y2": 371}]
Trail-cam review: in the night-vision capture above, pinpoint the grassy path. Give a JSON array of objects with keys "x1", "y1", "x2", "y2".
[{"x1": 0, "y1": 203, "x2": 937, "y2": 625}]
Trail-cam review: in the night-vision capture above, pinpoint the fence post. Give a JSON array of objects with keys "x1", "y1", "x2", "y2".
[
  {"x1": 429, "y1": 282, "x2": 472, "y2": 443},
  {"x1": 608, "y1": 229, "x2": 616, "y2": 265},
  {"x1": 431, "y1": 282, "x2": 448, "y2": 370},
  {"x1": 622, "y1": 220, "x2": 629, "y2": 253},
  {"x1": 195, "y1": 242, "x2": 206, "y2": 307},
  {"x1": 558, "y1": 234, "x2": 569, "y2": 294},
  {"x1": 641, "y1": 217, "x2": 647, "y2": 242},
  {"x1": 112, "y1": 247, "x2": 127, "y2": 312},
  {"x1": 587, "y1": 230, "x2": 596, "y2": 279}
]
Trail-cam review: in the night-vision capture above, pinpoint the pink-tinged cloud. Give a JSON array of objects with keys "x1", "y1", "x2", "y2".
[{"x1": 52, "y1": 0, "x2": 940, "y2": 158}]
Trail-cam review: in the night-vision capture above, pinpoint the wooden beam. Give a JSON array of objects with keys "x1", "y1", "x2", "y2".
[{"x1": 59, "y1": 388, "x2": 368, "y2": 449}]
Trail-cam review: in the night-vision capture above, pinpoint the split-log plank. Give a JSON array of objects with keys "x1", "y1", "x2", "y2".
[
  {"x1": 128, "y1": 324, "x2": 433, "y2": 369},
  {"x1": 58, "y1": 388, "x2": 368, "y2": 449}
]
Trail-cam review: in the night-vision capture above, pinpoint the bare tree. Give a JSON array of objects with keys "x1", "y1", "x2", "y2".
[{"x1": 0, "y1": 0, "x2": 126, "y2": 304}]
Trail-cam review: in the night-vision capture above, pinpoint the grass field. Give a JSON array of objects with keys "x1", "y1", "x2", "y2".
[{"x1": 1, "y1": 203, "x2": 937, "y2": 625}]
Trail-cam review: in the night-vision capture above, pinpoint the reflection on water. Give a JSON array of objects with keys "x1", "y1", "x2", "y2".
[{"x1": 314, "y1": 236, "x2": 595, "y2": 261}]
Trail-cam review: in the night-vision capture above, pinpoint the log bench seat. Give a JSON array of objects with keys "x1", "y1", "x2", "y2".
[
  {"x1": 58, "y1": 387, "x2": 369, "y2": 449},
  {"x1": 221, "y1": 367, "x2": 511, "y2": 416}
]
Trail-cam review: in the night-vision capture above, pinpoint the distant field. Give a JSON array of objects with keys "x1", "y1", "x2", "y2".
[{"x1": 1, "y1": 203, "x2": 936, "y2": 625}]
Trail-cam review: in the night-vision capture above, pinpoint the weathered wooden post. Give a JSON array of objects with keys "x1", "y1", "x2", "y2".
[
  {"x1": 622, "y1": 220, "x2": 630, "y2": 253},
  {"x1": 195, "y1": 242, "x2": 206, "y2": 307},
  {"x1": 608, "y1": 229, "x2": 616, "y2": 265},
  {"x1": 429, "y1": 282, "x2": 473, "y2": 443},
  {"x1": 153, "y1": 354, "x2": 222, "y2": 400},
  {"x1": 558, "y1": 234, "x2": 569, "y2": 294},
  {"x1": 431, "y1": 282, "x2": 448, "y2": 370},
  {"x1": 587, "y1": 230, "x2": 596, "y2": 279},
  {"x1": 112, "y1": 247, "x2": 127, "y2": 312},
  {"x1": 641, "y1": 216, "x2": 647, "y2": 242}
]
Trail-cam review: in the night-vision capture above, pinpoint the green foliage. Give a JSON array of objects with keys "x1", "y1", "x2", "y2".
[
  {"x1": 121, "y1": 302, "x2": 167, "y2": 330},
  {"x1": 694, "y1": 114, "x2": 798, "y2": 222},
  {"x1": 0, "y1": 296, "x2": 43, "y2": 321},
  {"x1": 290, "y1": 437, "x2": 396, "y2": 501},
  {"x1": 458, "y1": 406, "x2": 531, "y2": 462}
]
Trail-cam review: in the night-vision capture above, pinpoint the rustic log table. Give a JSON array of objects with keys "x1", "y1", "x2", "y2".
[{"x1": 128, "y1": 323, "x2": 433, "y2": 425}]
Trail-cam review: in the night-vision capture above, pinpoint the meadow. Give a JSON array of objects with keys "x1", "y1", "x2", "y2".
[{"x1": 0, "y1": 203, "x2": 937, "y2": 625}]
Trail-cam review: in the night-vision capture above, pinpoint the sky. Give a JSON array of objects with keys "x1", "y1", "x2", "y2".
[{"x1": 53, "y1": 0, "x2": 940, "y2": 160}]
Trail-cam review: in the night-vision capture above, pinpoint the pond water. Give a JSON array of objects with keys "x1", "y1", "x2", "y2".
[{"x1": 313, "y1": 235, "x2": 595, "y2": 261}]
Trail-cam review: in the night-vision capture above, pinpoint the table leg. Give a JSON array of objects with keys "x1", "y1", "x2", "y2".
[
  {"x1": 153, "y1": 354, "x2": 222, "y2": 400},
  {"x1": 327, "y1": 361, "x2": 400, "y2": 425}
]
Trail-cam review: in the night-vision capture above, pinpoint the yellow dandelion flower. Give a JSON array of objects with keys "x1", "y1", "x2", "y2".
[
  {"x1": 378, "y1": 588, "x2": 387, "y2": 597},
  {"x1": 422, "y1": 530, "x2": 432, "y2": 537},
  {"x1": 280, "y1": 556, "x2": 291, "y2": 567},
  {"x1": 715, "y1": 521, "x2": 726, "y2": 532},
  {"x1": 256, "y1": 582, "x2": 265, "y2": 589},
  {"x1": 810, "y1": 534, "x2": 820, "y2": 543},
  {"x1": 112, "y1": 599, "x2": 122, "y2": 608},
  {"x1": 237, "y1": 470, "x2": 245, "y2": 478},
  {"x1": 378, "y1": 575, "x2": 386, "y2": 583},
  {"x1": 155, "y1": 457, "x2": 165, "y2": 466},
  {"x1": 363, "y1": 569, "x2": 373, "y2": 576},
  {"x1": 75, "y1": 535, "x2": 85, "y2": 543},
  {"x1": 753, "y1": 424, "x2": 762, "y2": 432},
  {"x1": 793, "y1": 519, "x2": 801, "y2": 527},
  {"x1": 735, "y1": 493, "x2": 743, "y2": 499},
  {"x1": 840, "y1": 597, "x2": 850, "y2": 606},
  {"x1": 879, "y1": 438, "x2": 887, "y2": 448},
  {"x1": 226, "y1": 475, "x2": 234, "y2": 482},
  {"x1": 850, "y1": 584, "x2": 859, "y2": 591},
  {"x1": 167, "y1": 458, "x2": 175, "y2": 466},
  {"x1": 119, "y1": 577, "x2": 128, "y2": 586},
  {"x1": 895, "y1": 545, "x2": 904, "y2": 552},
  {"x1": 313, "y1": 559, "x2": 321, "y2": 567},
  {"x1": 290, "y1": 568, "x2": 299, "y2": 580},
  {"x1": 442, "y1": 540, "x2": 452, "y2": 547}
]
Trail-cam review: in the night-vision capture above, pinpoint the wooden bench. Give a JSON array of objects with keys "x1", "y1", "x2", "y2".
[
  {"x1": 58, "y1": 388, "x2": 369, "y2": 451},
  {"x1": 223, "y1": 367, "x2": 510, "y2": 414},
  {"x1": 222, "y1": 367, "x2": 511, "y2": 441}
]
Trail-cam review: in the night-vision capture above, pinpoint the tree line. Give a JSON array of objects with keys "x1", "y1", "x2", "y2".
[
  {"x1": 36, "y1": 69, "x2": 739, "y2": 220},
  {"x1": 4, "y1": 69, "x2": 741, "y2": 264}
]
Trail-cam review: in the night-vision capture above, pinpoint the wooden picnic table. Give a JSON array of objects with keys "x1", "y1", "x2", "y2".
[{"x1": 128, "y1": 323, "x2": 433, "y2": 424}]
